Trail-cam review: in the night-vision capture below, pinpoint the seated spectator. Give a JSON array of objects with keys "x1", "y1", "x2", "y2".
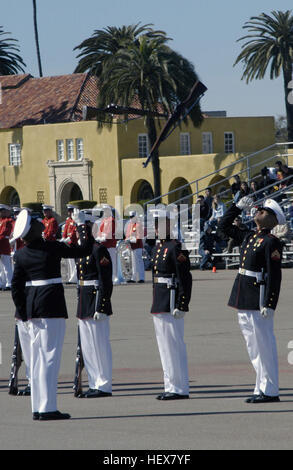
[
  {"x1": 209, "y1": 194, "x2": 227, "y2": 229},
  {"x1": 258, "y1": 167, "x2": 275, "y2": 195},
  {"x1": 225, "y1": 216, "x2": 249, "y2": 253},
  {"x1": 204, "y1": 187, "x2": 213, "y2": 216},
  {"x1": 233, "y1": 181, "x2": 250, "y2": 203},
  {"x1": 231, "y1": 175, "x2": 241, "y2": 196},
  {"x1": 275, "y1": 160, "x2": 284, "y2": 182},
  {"x1": 199, "y1": 223, "x2": 216, "y2": 270},
  {"x1": 249, "y1": 180, "x2": 262, "y2": 200},
  {"x1": 288, "y1": 201, "x2": 293, "y2": 230},
  {"x1": 197, "y1": 195, "x2": 210, "y2": 231},
  {"x1": 280, "y1": 164, "x2": 293, "y2": 188}
]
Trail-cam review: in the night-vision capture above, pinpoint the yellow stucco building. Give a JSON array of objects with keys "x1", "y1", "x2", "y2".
[{"x1": 0, "y1": 72, "x2": 277, "y2": 219}]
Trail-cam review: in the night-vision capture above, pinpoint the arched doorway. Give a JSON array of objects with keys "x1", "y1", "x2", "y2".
[
  {"x1": 168, "y1": 178, "x2": 192, "y2": 205},
  {"x1": 130, "y1": 179, "x2": 154, "y2": 205},
  {"x1": 0, "y1": 186, "x2": 20, "y2": 207},
  {"x1": 60, "y1": 181, "x2": 83, "y2": 219}
]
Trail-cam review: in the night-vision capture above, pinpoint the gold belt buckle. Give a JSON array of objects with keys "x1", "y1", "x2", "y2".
[{"x1": 239, "y1": 268, "x2": 245, "y2": 275}]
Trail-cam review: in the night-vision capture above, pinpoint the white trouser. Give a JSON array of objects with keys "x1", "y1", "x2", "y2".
[
  {"x1": 28, "y1": 318, "x2": 66, "y2": 413},
  {"x1": 131, "y1": 248, "x2": 145, "y2": 282},
  {"x1": 108, "y1": 247, "x2": 118, "y2": 282},
  {"x1": 238, "y1": 310, "x2": 279, "y2": 397},
  {"x1": 78, "y1": 318, "x2": 112, "y2": 393},
  {"x1": 153, "y1": 314, "x2": 189, "y2": 395},
  {"x1": 67, "y1": 258, "x2": 77, "y2": 283},
  {"x1": 0, "y1": 254, "x2": 13, "y2": 288},
  {"x1": 16, "y1": 320, "x2": 31, "y2": 383}
]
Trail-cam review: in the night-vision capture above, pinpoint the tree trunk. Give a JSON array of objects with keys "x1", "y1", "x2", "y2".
[
  {"x1": 146, "y1": 116, "x2": 161, "y2": 202},
  {"x1": 32, "y1": 0, "x2": 43, "y2": 77},
  {"x1": 283, "y1": 65, "x2": 293, "y2": 147}
]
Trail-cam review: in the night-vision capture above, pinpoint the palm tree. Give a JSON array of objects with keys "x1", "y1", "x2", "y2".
[
  {"x1": 74, "y1": 25, "x2": 203, "y2": 199},
  {"x1": 0, "y1": 27, "x2": 26, "y2": 75},
  {"x1": 74, "y1": 23, "x2": 168, "y2": 75},
  {"x1": 234, "y1": 10, "x2": 293, "y2": 144},
  {"x1": 32, "y1": 0, "x2": 43, "y2": 77}
]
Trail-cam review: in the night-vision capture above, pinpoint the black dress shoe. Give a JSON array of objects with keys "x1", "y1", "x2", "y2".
[
  {"x1": 17, "y1": 385, "x2": 31, "y2": 396},
  {"x1": 38, "y1": 410, "x2": 71, "y2": 420},
  {"x1": 156, "y1": 392, "x2": 189, "y2": 401},
  {"x1": 246, "y1": 392, "x2": 280, "y2": 404},
  {"x1": 245, "y1": 394, "x2": 261, "y2": 403},
  {"x1": 138, "y1": 280, "x2": 145, "y2": 283},
  {"x1": 82, "y1": 388, "x2": 112, "y2": 398},
  {"x1": 33, "y1": 412, "x2": 39, "y2": 420},
  {"x1": 127, "y1": 280, "x2": 135, "y2": 283}
]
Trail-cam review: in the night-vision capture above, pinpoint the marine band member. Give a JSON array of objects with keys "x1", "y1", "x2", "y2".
[
  {"x1": 42, "y1": 204, "x2": 58, "y2": 241},
  {"x1": 150, "y1": 209, "x2": 192, "y2": 400},
  {"x1": 217, "y1": 196, "x2": 285, "y2": 403}
]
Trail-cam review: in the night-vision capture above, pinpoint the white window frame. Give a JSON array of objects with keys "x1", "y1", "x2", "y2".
[
  {"x1": 76, "y1": 138, "x2": 84, "y2": 161},
  {"x1": 66, "y1": 138, "x2": 74, "y2": 161},
  {"x1": 202, "y1": 132, "x2": 213, "y2": 154},
  {"x1": 9, "y1": 143, "x2": 21, "y2": 166},
  {"x1": 224, "y1": 132, "x2": 235, "y2": 153},
  {"x1": 138, "y1": 134, "x2": 149, "y2": 158},
  {"x1": 180, "y1": 132, "x2": 191, "y2": 155},
  {"x1": 56, "y1": 139, "x2": 64, "y2": 161}
]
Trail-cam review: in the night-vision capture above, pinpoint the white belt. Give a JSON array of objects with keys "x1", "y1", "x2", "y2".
[
  {"x1": 25, "y1": 277, "x2": 62, "y2": 287},
  {"x1": 78, "y1": 280, "x2": 99, "y2": 287},
  {"x1": 238, "y1": 268, "x2": 263, "y2": 282},
  {"x1": 154, "y1": 277, "x2": 175, "y2": 287}
]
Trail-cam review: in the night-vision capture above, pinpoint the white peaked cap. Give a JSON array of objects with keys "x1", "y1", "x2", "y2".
[
  {"x1": 263, "y1": 199, "x2": 286, "y2": 225},
  {"x1": 42, "y1": 204, "x2": 54, "y2": 210},
  {"x1": 13, "y1": 209, "x2": 32, "y2": 240}
]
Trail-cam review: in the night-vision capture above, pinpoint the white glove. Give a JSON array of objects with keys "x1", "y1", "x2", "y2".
[
  {"x1": 93, "y1": 312, "x2": 108, "y2": 321},
  {"x1": 260, "y1": 307, "x2": 274, "y2": 319},
  {"x1": 171, "y1": 308, "x2": 186, "y2": 319},
  {"x1": 9, "y1": 238, "x2": 15, "y2": 245},
  {"x1": 72, "y1": 208, "x2": 85, "y2": 226},
  {"x1": 236, "y1": 196, "x2": 254, "y2": 211},
  {"x1": 60, "y1": 237, "x2": 71, "y2": 246}
]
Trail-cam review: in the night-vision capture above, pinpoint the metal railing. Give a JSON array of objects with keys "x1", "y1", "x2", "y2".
[{"x1": 143, "y1": 142, "x2": 293, "y2": 209}]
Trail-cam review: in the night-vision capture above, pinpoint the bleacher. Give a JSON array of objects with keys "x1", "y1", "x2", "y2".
[{"x1": 144, "y1": 142, "x2": 293, "y2": 269}]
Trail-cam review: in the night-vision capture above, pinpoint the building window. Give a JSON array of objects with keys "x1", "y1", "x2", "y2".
[
  {"x1": 202, "y1": 132, "x2": 213, "y2": 154},
  {"x1": 99, "y1": 187, "x2": 108, "y2": 204},
  {"x1": 180, "y1": 133, "x2": 191, "y2": 155},
  {"x1": 76, "y1": 138, "x2": 84, "y2": 160},
  {"x1": 138, "y1": 134, "x2": 149, "y2": 158},
  {"x1": 66, "y1": 139, "x2": 74, "y2": 160},
  {"x1": 9, "y1": 143, "x2": 21, "y2": 166},
  {"x1": 56, "y1": 140, "x2": 64, "y2": 161},
  {"x1": 36, "y1": 191, "x2": 45, "y2": 203},
  {"x1": 224, "y1": 132, "x2": 235, "y2": 153}
]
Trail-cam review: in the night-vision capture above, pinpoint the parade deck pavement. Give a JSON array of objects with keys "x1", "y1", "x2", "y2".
[{"x1": 1, "y1": 268, "x2": 293, "y2": 450}]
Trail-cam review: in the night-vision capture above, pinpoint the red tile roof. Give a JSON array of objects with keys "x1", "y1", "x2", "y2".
[{"x1": 0, "y1": 73, "x2": 98, "y2": 128}]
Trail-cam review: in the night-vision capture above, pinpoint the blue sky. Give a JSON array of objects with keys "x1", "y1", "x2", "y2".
[{"x1": 2, "y1": 0, "x2": 293, "y2": 118}]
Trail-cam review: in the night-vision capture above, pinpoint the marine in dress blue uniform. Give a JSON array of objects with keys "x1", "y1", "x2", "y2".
[
  {"x1": 217, "y1": 197, "x2": 285, "y2": 403},
  {"x1": 75, "y1": 217, "x2": 113, "y2": 398},
  {"x1": 11, "y1": 209, "x2": 92, "y2": 420},
  {"x1": 150, "y1": 209, "x2": 192, "y2": 400}
]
